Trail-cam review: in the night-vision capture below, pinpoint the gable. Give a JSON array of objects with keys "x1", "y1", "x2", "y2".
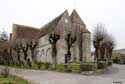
[
  {"x1": 38, "y1": 10, "x2": 65, "y2": 38},
  {"x1": 56, "y1": 10, "x2": 72, "y2": 37},
  {"x1": 70, "y1": 9, "x2": 90, "y2": 33}
]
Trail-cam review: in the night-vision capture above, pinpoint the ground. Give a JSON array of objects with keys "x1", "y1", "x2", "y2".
[{"x1": 0, "y1": 64, "x2": 125, "y2": 84}]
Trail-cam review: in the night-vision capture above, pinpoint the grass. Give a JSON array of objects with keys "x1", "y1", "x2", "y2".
[{"x1": 0, "y1": 75, "x2": 30, "y2": 84}]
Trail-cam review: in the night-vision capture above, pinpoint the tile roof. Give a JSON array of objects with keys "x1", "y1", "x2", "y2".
[
  {"x1": 38, "y1": 10, "x2": 67, "y2": 38},
  {"x1": 70, "y1": 9, "x2": 90, "y2": 33},
  {"x1": 12, "y1": 24, "x2": 40, "y2": 40},
  {"x1": 12, "y1": 9, "x2": 90, "y2": 40}
]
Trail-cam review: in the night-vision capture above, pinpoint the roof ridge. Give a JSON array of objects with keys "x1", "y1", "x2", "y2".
[
  {"x1": 13, "y1": 24, "x2": 40, "y2": 30},
  {"x1": 38, "y1": 10, "x2": 68, "y2": 38},
  {"x1": 70, "y1": 9, "x2": 85, "y2": 26}
]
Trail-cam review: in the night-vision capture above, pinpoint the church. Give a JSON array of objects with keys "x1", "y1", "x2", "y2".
[{"x1": 11, "y1": 9, "x2": 91, "y2": 64}]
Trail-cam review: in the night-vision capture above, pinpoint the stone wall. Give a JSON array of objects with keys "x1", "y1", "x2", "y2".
[{"x1": 82, "y1": 33, "x2": 91, "y2": 62}]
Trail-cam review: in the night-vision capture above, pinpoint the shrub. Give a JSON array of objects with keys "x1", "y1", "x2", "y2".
[
  {"x1": 97, "y1": 61, "x2": 107, "y2": 69},
  {"x1": 112, "y1": 57, "x2": 120, "y2": 64},
  {"x1": 36, "y1": 62, "x2": 43, "y2": 69},
  {"x1": 71, "y1": 63, "x2": 80, "y2": 73},
  {"x1": 44, "y1": 63, "x2": 51, "y2": 69},
  {"x1": 1, "y1": 67, "x2": 10, "y2": 78},
  {"x1": 56, "y1": 64, "x2": 66, "y2": 72},
  {"x1": 80, "y1": 62, "x2": 97, "y2": 71}
]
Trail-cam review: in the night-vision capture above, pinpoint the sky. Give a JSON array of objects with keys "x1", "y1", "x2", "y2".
[{"x1": 0, "y1": 0, "x2": 125, "y2": 49}]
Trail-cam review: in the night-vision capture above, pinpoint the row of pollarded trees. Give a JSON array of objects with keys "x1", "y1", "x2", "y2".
[
  {"x1": 48, "y1": 23, "x2": 115, "y2": 70},
  {"x1": 48, "y1": 32, "x2": 76, "y2": 70},
  {"x1": 0, "y1": 23, "x2": 115, "y2": 70},
  {"x1": 0, "y1": 28, "x2": 76, "y2": 70},
  {"x1": 12, "y1": 39, "x2": 38, "y2": 66},
  {"x1": 0, "y1": 31, "x2": 38, "y2": 67},
  {"x1": 93, "y1": 23, "x2": 115, "y2": 63}
]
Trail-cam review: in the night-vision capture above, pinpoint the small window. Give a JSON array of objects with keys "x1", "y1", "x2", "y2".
[{"x1": 65, "y1": 19, "x2": 68, "y2": 23}]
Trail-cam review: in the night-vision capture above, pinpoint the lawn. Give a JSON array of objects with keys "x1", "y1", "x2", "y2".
[{"x1": 0, "y1": 75, "x2": 30, "y2": 84}]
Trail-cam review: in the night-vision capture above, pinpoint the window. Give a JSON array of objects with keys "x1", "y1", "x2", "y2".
[{"x1": 65, "y1": 19, "x2": 68, "y2": 23}]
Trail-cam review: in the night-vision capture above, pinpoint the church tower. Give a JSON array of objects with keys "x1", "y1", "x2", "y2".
[{"x1": 70, "y1": 9, "x2": 91, "y2": 62}]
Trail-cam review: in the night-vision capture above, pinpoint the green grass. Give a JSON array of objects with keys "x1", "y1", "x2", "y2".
[{"x1": 0, "y1": 75, "x2": 30, "y2": 84}]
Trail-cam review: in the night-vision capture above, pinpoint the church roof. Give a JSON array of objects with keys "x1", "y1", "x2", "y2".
[
  {"x1": 70, "y1": 9, "x2": 90, "y2": 33},
  {"x1": 38, "y1": 10, "x2": 68, "y2": 38},
  {"x1": 11, "y1": 9, "x2": 90, "y2": 40},
  {"x1": 12, "y1": 24, "x2": 40, "y2": 40},
  {"x1": 70, "y1": 9, "x2": 85, "y2": 25}
]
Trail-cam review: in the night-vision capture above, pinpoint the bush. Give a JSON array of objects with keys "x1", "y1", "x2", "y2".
[
  {"x1": 44, "y1": 63, "x2": 51, "y2": 70},
  {"x1": 36, "y1": 62, "x2": 43, "y2": 69},
  {"x1": 97, "y1": 61, "x2": 107, "y2": 69},
  {"x1": 1, "y1": 67, "x2": 10, "y2": 78},
  {"x1": 80, "y1": 62, "x2": 97, "y2": 71},
  {"x1": 71, "y1": 63, "x2": 80, "y2": 73},
  {"x1": 112, "y1": 57, "x2": 120, "y2": 64},
  {"x1": 56, "y1": 64, "x2": 66, "y2": 72}
]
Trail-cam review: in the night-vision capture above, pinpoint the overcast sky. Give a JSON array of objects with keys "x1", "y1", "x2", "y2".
[{"x1": 0, "y1": 0, "x2": 125, "y2": 49}]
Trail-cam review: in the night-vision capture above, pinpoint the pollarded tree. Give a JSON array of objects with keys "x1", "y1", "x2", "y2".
[
  {"x1": 0, "y1": 31, "x2": 14, "y2": 65},
  {"x1": 104, "y1": 35, "x2": 115, "y2": 61},
  {"x1": 48, "y1": 33, "x2": 60, "y2": 70},
  {"x1": 19, "y1": 42, "x2": 29, "y2": 61},
  {"x1": 93, "y1": 23, "x2": 107, "y2": 62},
  {"x1": 65, "y1": 33, "x2": 76, "y2": 71},
  {"x1": 28, "y1": 40, "x2": 38, "y2": 62},
  {"x1": 3, "y1": 41, "x2": 14, "y2": 65},
  {"x1": 13, "y1": 43, "x2": 21, "y2": 66}
]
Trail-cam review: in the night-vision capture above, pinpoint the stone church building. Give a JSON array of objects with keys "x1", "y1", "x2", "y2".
[{"x1": 11, "y1": 9, "x2": 91, "y2": 64}]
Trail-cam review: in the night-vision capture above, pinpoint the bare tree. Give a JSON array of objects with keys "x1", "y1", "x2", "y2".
[
  {"x1": 0, "y1": 31, "x2": 14, "y2": 65},
  {"x1": 103, "y1": 35, "x2": 115, "y2": 61},
  {"x1": 20, "y1": 42, "x2": 29, "y2": 62},
  {"x1": 48, "y1": 33, "x2": 60, "y2": 70},
  {"x1": 93, "y1": 23, "x2": 107, "y2": 62},
  {"x1": 65, "y1": 33, "x2": 76, "y2": 71},
  {"x1": 28, "y1": 40, "x2": 38, "y2": 63},
  {"x1": 13, "y1": 43, "x2": 21, "y2": 66}
]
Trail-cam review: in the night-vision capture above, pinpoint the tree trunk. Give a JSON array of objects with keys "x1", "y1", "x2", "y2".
[
  {"x1": 52, "y1": 44, "x2": 57, "y2": 70},
  {"x1": 95, "y1": 47, "x2": 99, "y2": 62},
  {"x1": 17, "y1": 52, "x2": 21, "y2": 66},
  {"x1": 31, "y1": 49, "x2": 35, "y2": 63},
  {"x1": 9, "y1": 49, "x2": 14, "y2": 64},
  {"x1": 66, "y1": 46, "x2": 72, "y2": 72},
  {"x1": 100, "y1": 46, "x2": 105, "y2": 61}
]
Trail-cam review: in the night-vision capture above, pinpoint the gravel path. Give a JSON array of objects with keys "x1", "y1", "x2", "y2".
[{"x1": 0, "y1": 64, "x2": 125, "y2": 84}]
